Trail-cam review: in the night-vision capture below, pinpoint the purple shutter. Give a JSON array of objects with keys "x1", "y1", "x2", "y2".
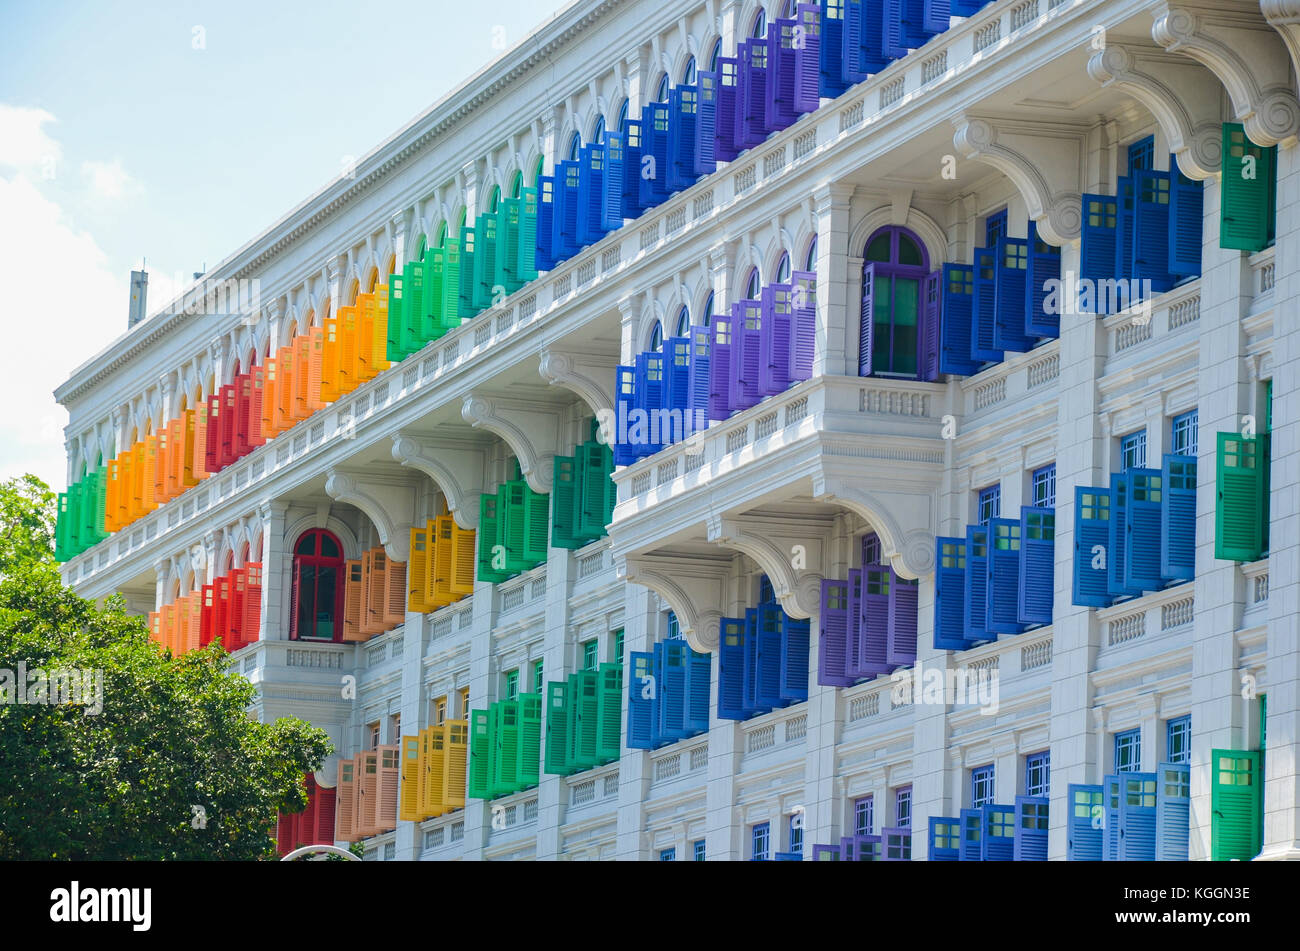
[
  {"x1": 740, "y1": 39, "x2": 771, "y2": 146},
  {"x1": 767, "y1": 20, "x2": 800, "y2": 130},
  {"x1": 759, "y1": 283, "x2": 793, "y2": 396},
  {"x1": 730, "y1": 299, "x2": 763, "y2": 412},
  {"x1": 716, "y1": 58, "x2": 741, "y2": 163},
  {"x1": 791, "y1": 269, "x2": 817, "y2": 381},
  {"x1": 818, "y1": 578, "x2": 856, "y2": 687},
  {"x1": 886, "y1": 574, "x2": 918, "y2": 666},
  {"x1": 845, "y1": 568, "x2": 863, "y2": 677},
  {"x1": 859, "y1": 261, "x2": 875, "y2": 376},
  {"x1": 918, "y1": 270, "x2": 941, "y2": 381},
  {"x1": 708, "y1": 315, "x2": 733, "y2": 421},
  {"x1": 794, "y1": 4, "x2": 822, "y2": 114},
  {"x1": 858, "y1": 564, "x2": 895, "y2": 676}
]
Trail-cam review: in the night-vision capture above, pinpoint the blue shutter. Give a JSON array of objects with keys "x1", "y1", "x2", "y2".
[
  {"x1": 1079, "y1": 194, "x2": 1118, "y2": 314},
  {"x1": 535, "y1": 176, "x2": 557, "y2": 272},
  {"x1": 901, "y1": 0, "x2": 934, "y2": 48},
  {"x1": 981, "y1": 803, "x2": 1015, "y2": 861},
  {"x1": 959, "y1": 809, "x2": 982, "y2": 861},
  {"x1": 554, "y1": 161, "x2": 581, "y2": 260},
  {"x1": 964, "y1": 524, "x2": 989, "y2": 642},
  {"x1": 939, "y1": 263, "x2": 981, "y2": 376},
  {"x1": 1161, "y1": 454, "x2": 1196, "y2": 582},
  {"x1": 1104, "y1": 774, "x2": 1121, "y2": 861},
  {"x1": 1124, "y1": 467, "x2": 1164, "y2": 592},
  {"x1": 743, "y1": 608, "x2": 771, "y2": 716},
  {"x1": 602, "y1": 132, "x2": 625, "y2": 232},
  {"x1": 1025, "y1": 221, "x2": 1061, "y2": 338},
  {"x1": 929, "y1": 817, "x2": 961, "y2": 861},
  {"x1": 886, "y1": 575, "x2": 918, "y2": 666},
  {"x1": 1108, "y1": 472, "x2": 1143, "y2": 599},
  {"x1": 780, "y1": 612, "x2": 810, "y2": 702},
  {"x1": 820, "y1": 0, "x2": 849, "y2": 98},
  {"x1": 517, "y1": 187, "x2": 540, "y2": 283},
  {"x1": 858, "y1": 565, "x2": 895, "y2": 675},
  {"x1": 881, "y1": 0, "x2": 908, "y2": 59},
  {"x1": 859, "y1": 262, "x2": 875, "y2": 376},
  {"x1": 984, "y1": 517, "x2": 1025, "y2": 635},
  {"x1": 718, "y1": 616, "x2": 749, "y2": 720},
  {"x1": 694, "y1": 73, "x2": 719, "y2": 178},
  {"x1": 639, "y1": 102, "x2": 671, "y2": 208},
  {"x1": 794, "y1": 4, "x2": 822, "y2": 113},
  {"x1": 1017, "y1": 506, "x2": 1055, "y2": 626},
  {"x1": 1115, "y1": 176, "x2": 1135, "y2": 287},
  {"x1": 635, "y1": 351, "x2": 665, "y2": 456},
  {"x1": 613, "y1": 365, "x2": 637, "y2": 467},
  {"x1": 844, "y1": 1, "x2": 887, "y2": 85},
  {"x1": 970, "y1": 247, "x2": 1003, "y2": 363},
  {"x1": 1119, "y1": 772, "x2": 1158, "y2": 861},
  {"x1": 1168, "y1": 170, "x2": 1203, "y2": 278},
  {"x1": 1067, "y1": 784, "x2": 1104, "y2": 861},
  {"x1": 1133, "y1": 169, "x2": 1174, "y2": 293},
  {"x1": 1073, "y1": 485, "x2": 1113, "y2": 607},
  {"x1": 818, "y1": 578, "x2": 857, "y2": 687},
  {"x1": 1014, "y1": 796, "x2": 1049, "y2": 860},
  {"x1": 626, "y1": 651, "x2": 657, "y2": 750},
  {"x1": 686, "y1": 325, "x2": 712, "y2": 421},
  {"x1": 621, "y1": 119, "x2": 646, "y2": 218},
  {"x1": 1155, "y1": 762, "x2": 1190, "y2": 860},
  {"x1": 755, "y1": 603, "x2": 787, "y2": 709},
  {"x1": 993, "y1": 236, "x2": 1033, "y2": 352},
  {"x1": 668, "y1": 85, "x2": 699, "y2": 193},
  {"x1": 685, "y1": 648, "x2": 711, "y2": 735},
  {"x1": 923, "y1": 0, "x2": 950, "y2": 34},
  {"x1": 933, "y1": 536, "x2": 969, "y2": 650},
  {"x1": 577, "y1": 144, "x2": 605, "y2": 248},
  {"x1": 658, "y1": 640, "x2": 689, "y2": 741},
  {"x1": 664, "y1": 335, "x2": 691, "y2": 423}
]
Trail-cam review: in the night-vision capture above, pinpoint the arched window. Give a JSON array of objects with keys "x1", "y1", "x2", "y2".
[
  {"x1": 860, "y1": 226, "x2": 930, "y2": 379},
  {"x1": 485, "y1": 185, "x2": 501, "y2": 213},
  {"x1": 674, "y1": 305, "x2": 690, "y2": 337},
  {"x1": 682, "y1": 56, "x2": 697, "y2": 86},
  {"x1": 702, "y1": 291, "x2": 715, "y2": 326},
  {"x1": 804, "y1": 235, "x2": 818, "y2": 272},
  {"x1": 649, "y1": 321, "x2": 663, "y2": 351},
  {"x1": 745, "y1": 267, "x2": 761, "y2": 299},
  {"x1": 509, "y1": 170, "x2": 523, "y2": 199},
  {"x1": 436, "y1": 221, "x2": 448, "y2": 248},
  {"x1": 776, "y1": 251, "x2": 791, "y2": 284},
  {"x1": 566, "y1": 132, "x2": 582, "y2": 162},
  {"x1": 592, "y1": 115, "x2": 606, "y2": 145},
  {"x1": 290, "y1": 529, "x2": 345, "y2": 642},
  {"x1": 655, "y1": 73, "x2": 670, "y2": 103},
  {"x1": 532, "y1": 155, "x2": 546, "y2": 187},
  {"x1": 617, "y1": 99, "x2": 629, "y2": 132},
  {"x1": 751, "y1": 9, "x2": 767, "y2": 37},
  {"x1": 708, "y1": 38, "x2": 722, "y2": 73}
]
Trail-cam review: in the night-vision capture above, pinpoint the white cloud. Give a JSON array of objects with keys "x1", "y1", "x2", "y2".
[
  {"x1": 82, "y1": 158, "x2": 138, "y2": 201},
  {"x1": 0, "y1": 104, "x2": 62, "y2": 178}
]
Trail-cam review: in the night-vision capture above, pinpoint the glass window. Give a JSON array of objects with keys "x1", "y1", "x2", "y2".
[
  {"x1": 1025, "y1": 751, "x2": 1050, "y2": 797},
  {"x1": 582, "y1": 639, "x2": 599, "y2": 670},
  {"x1": 693, "y1": 839, "x2": 706, "y2": 861},
  {"x1": 1120, "y1": 429, "x2": 1147, "y2": 470},
  {"x1": 504, "y1": 669, "x2": 519, "y2": 701},
  {"x1": 655, "y1": 72, "x2": 670, "y2": 103},
  {"x1": 751, "y1": 9, "x2": 767, "y2": 37},
  {"x1": 666, "y1": 611, "x2": 681, "y2": 640},
  {"x1": 1032, "y1": 464, "x2": 1056, "y2": 508},
  {"x1": 509, "y1": 171, "x2": 522, "y2": 199},
  {"x1": 894, "y1": 786, "x2": 912, "y2": 828},
  {"x1": 745, "y1": 267, "x2": 760, "y2": 299},
  {"x1": 759, "y1": 574, "x2": 774, "y2": 604},
  {"x1": 788, "y1": 814, "x2": 803, "y2": 855},
  {"x1": 854, "y1": 795, "x2": 874, "y2": 835},
  {"x1": 532, "y1": 659, "x2": 545, "y2": 693},
  {"x1": 862, "y1": 226, "x2": 930, "y2": 378},
  {"x1": 1166, "y1": 716, "x2": 1191, "y2": 765},
  {"x1": 367, "y1": 722, "x2": 380, "y2": 751},
  {"x1": 675, "y1": 305, "x2": 690, "y2": 337},
  {"x1": 458, "y1": 686, "x2": 470, "y2": 719},
  {"x1": 1128, "y1": 135, "x2": 1155, "y2": 173},
  {"x1": 776, "y1": 251, "x2": 791, "y2": 284},
  {"x1": 977, "y1": 484, "x2": 1001, "y2": 525},
  {"x1": 805, "y1": 236, "x2": 818, "y2": 272},
  {"x1": 1171, "y1": 410, "x2": 1198, "y2": 457},
  {"x1": 971, "y1": 764, "x2": 995, "y2": 807},
  {"x1": 985, "y1": 209, "x2": 1008, "y2": 247},
  {"x1": 659, "y1": 847, "x2": 676, "y2": 861},
  {"x1": 682, "y1": 55, "x2": 696, "y2": 85},
  {"x1": 708, "y1": 38, "x2": 722, "y2": 72},
  {"x1": 649, "y1": 321, "x2": 663, "y2": 351},
  {"x1": 1115, "y1": 729, "x2": 1141, "y2": 773},
  {"x1": 592, "y1": 116, "x2": 605, "y2": 147},
  {"x1": 390, "y1": 713, "x2": 401, "y2": 742},
  {"x1": 751, "y1": 822, "x2": 770, "y2": 860},
  {"x1": 617, "y1": 99, "x2": 629, "y2": 132},
  {"x1": 613, "y1": 629, "x2": 625, "y2": 665},
  {"x1": 433, "y1": 696, "x2": 447, "y2": 725},
  {"x1": 291, "y1": 529, "x2": 345, "y2": 642},
  {"x1": 566, "y1": 131, "x2": 581, "y2": 162},
  {"x1": 702, "y1": 291, "x2": 714, "y2": 327}
]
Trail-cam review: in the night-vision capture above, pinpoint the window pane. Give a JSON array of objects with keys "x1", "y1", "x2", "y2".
[
  {"x1": 297, "y1": 564, "x2": 318, "y2": 638},
  {"x1": 314, "y1": 565, "x2": 337, "y2": 638},
  {"x1": 296, "y1": 535, "x2": 317, "y2": 555},
  {"x1": 865, "y1": 233, "x2": 891, "y2": 262},
  {"x1": 892, "y1": 277, "x2": 919, "y2": 375},
  {"x1": 898, "y1": 233, "x2": 922, "y2": 267},
  {"x1": 319, "y1": 535, "x2": 340, "y2": 559}
]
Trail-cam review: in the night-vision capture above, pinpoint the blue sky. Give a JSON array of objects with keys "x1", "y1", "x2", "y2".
[{"x1": 0, "y1": 0, "x2": 570, "y2": 489}]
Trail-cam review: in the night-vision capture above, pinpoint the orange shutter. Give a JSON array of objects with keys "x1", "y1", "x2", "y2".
[
  {"x1": 384, "y1": 559, "x2": 406, "y2": 627},
  {"x1": 261, "y1": 357, "x2": 278, "y2": 438},
  {"x1": 321, "y1": 317, "x2": 341, "y2": 403},
  {"x1": 307, "y1": 327, "x2": 325, "y2": 412},
  {"x1": 247, "y1": 370, "x2": 267, "y2": 448},
  {"x1": 166, "y1": 418, "x2": 183, "y2": 498},
  {"x1": 153, "y1": 428, "x2": 168, "y2": 504},
  {"x1": 336, "y1": 758, "x2": 356, "y2": 842},
  {"x1": 161, "y1": 602, "x2": 178, "y2": 655},
  {"x1": 291, "y1": 336, "x2": 310, "y2": 421},
  {"x1": 377, "y1": 744, "x2": 400, "y2": 831},
  {"x1": 275, "y1": 345, "x2": 294, "y2": 432},
  {"x1": 191, "y1": 409, "x2": 209, "y2": 482},
  {"x1": 343, "y1": 559, "x2": 364, "y2": 641},
  {"x1": 105, "y1": 459, "x2": 120, "y2": 533},
  {"x1": 362, "y1": 549, "x2": 385, "y2": 635},
  {"x1": 356, "y1": 293, "x2": 375, "y2": 381},
  {"x1": 119, "y1": 449, "x2": 135, "y2": 524},
  {"x1": 373, "y1": 284, "x2": 391, "y2": 372},
  {"x1": 139, "y1": 438, "x2": 156, "y2": 515},
  {"x1": 338, "y1": 306, "x2": 358, "y2": 393},
  {"x1": 443, "y1": 719, "x2": 468, "y2": 809},
  {"x1": 149, "y1": 610, "x2": 161, "y2": 649},
  {"x1": 399, "y1": 735, "x2": 422, "y2": 823},
  {"x1": 357, "y1": 751, "x2": 378, "y2": 837}
]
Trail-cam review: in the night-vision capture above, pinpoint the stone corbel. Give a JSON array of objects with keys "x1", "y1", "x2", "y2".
[
  {"x1": 813, "y1": 472, "x2": 938, "y2": 580},
  {"x1": 324, "y1": 469, "x2": 416, "y2": 563},
  {"x1": 707, "y1": 514, "x2": 830, "y2": 619},
  {"x1": 461, "y1": 394, "x2": 563, "y2": 494},
  {"x1": 1087, "y1": 44, "x2": 1224, "y2": 179},
  {"x1": 619, "y1": 551, "x2": 734, "y2": 653},
  {"x1": 538, "y1": 348, "x2": 618, "y2": 419},
  {"x1": 1152, "y1": 1, "x2": 1300, "y2": 147},
  {"x1": 1262, "y1": 0, "x2": 1300, "y2": 85},
  {"x1": 390, "y1": 435, "x2": 486, "y2": 531},
  {"x1": 951, "y1": 116, "x2": 1088, "y2": 246}
]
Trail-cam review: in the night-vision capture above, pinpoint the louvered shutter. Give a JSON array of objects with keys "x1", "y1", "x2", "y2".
[
  {"x1": 220, "y1": 383, "x2": 237, "y2": 466},
  {"x1": 1017, "y1": 507, "x2": 1055, "y2": 626},
  {"x1": 708, "y1": 315, "x2": 733, "y2": 421},
  {"x1": 578, "y1": 440, "x2": 609, "y2": 541},
  {"x1": 923, "y1": 0, "x2": 950, "y2": 32},
  {"x1": 641, "y1": 103, "x2": 671, "y2": 208},
  {"x1": 858, "y1": 261, "x2": 875, "y2": 376},
  {"x1": 958, "y1": 808, "x2": 982, "y2": 861},
  {"x1": 441, "y1": 720, "x2": 467, "y2": 809},
  {"x1": 567, "y1": 670, "x2": 600, "y2": 771},
  {"x1": 342, "y1": 559, "x2": 363, "y2": 641},
  {"x1": 718, "y1": 616, "x2": 750, "y2": 719},
  {"x1": 516, "y1": 187, "x2": 540, "y2": 282},
  {"x1": 818, "y1": 578, "x2": 856, "y2": 687},
  {"x1": 1215, "y1": 433, "x2": 1266, "y2": 561},
  {"x1": 362, "y1": 550, "x2": 385, "y2": 635},
  {"x1": 819, "y1": 0, "x2": 849, "y2": 98},
  {"x1": 886, "y1": 574, "x2": 918, "y2": 666},
  {"x1": 626, "y1": 653, "x2": 656, "y2": 750},
  {"x1": 715, "y1": 60, "x2": 741, "y2": 162},
  {"x1": 779, "y1": 612, "x2": 810, "y2": 702},
  {"x1": 658, "y1": 640, "x2": 689, "y2": 741},
  {"x1": 664, "y1": 336, "x2": 692, "y2": 420},
  {"x1": 1014, "y1": 796, "x2": 1049, "y2": 860},
  {"x1": 355, "y1": 751, "x2": 377, "y2": 837},
  {"x1": 929, "y1": 817, "x2": 961, "y2": 861},
  {"x1": 336, "y1": 759, "x2": 356, "y2": 842},
  {"x1": 767, "y1": 20, "x2": 799, "y2": 129},
  {"x1": 428, "y1": 516, "x2": 451, "y2": 608},
  {"x1": 992, "y1": 237, "x2": 1033, "y2": 353},
  {"x1": 518, "y1": 692, "x2": 544, "y2": 786},
  {"x1": 740, "y1": 39, "x2": 770, "y2": 146},
  {"x1": 1123, "y1": 468, "x2": 1164, "y2": 592},
  {"x1": 759, "y1": 284, "x2": 793, "y2": 396},
  {"x1": 1103, "y1": 774, "x2": 1122, "y2": 861},
  {"x1": 601, "y1": 134, "x2": 625, "y2": 232},
  {"x1": 449, "y1": 518, "x2": 476, "y2": 596},
  {"x1": 467, "y1": 709, "x2": 493, "y2": 800},
  {"x1": 1161, "y1": 454, "x2": 1196, "y2": 581},
  {"x1": 321, "y1": 318, "x2": 341, "y2": 402},
  {"x1": 423, "y1": 247, "x2": 448, "y2": 337},
  {"x1": 1072, "y1": 486, "x2": 1112, "y2": 607},
  {"x1": 376, "y1": 745, "x2": 399, "y2": 831},
  {"x1": 1155, "y1": 762, "x2": 1190, "y2": 860},
  {"x1": 1219, "y1": 124, "x2": 1274, "y2": 253},
  {"x1": 553, "y1": 162, "x2": 580, "y2": 260},
  {"x1": 545, "y1": 681, "x2": 574, "y2": 771},
  {"x1": 523, "y1": 482, "x2": 550, "y2": 567},
  {"x1": 845, "y1": 568, "x2": 863, "y2": 675},
  {"x1": 1132, "y1": 169, "x2": 1175, "y2": 293},
  {"x1": 1079, "y1": 194, "x2": 1119, "y2": 313},
  {"x1": 1025, "y1": 221, "x2": 1061, "y2": 338},
  {"x1": 790, "y1": 270, "x2": 817, "y2": 381},
  {"x1": 694, "y1": 76, "x2": 718, "y2": 178},
  {"x1": 1168, "y1": 170, "x2": 1204, "y2": 277},
  {"x1": 731, "y1": 299, "x2": 763, "y2": 411},
  {"x1": 422, "y1": 726, "x2": 444, "y2": 817},
  {"x1": 963, "y1": 525, "x2": 989, "y2": 642},
  {"x1": 595, "y1": 664, "x2": 622, "y2": 763},
  {"x1": 477, "y1": 492, "x2": 503, "y2": 584},
  {"x1": 792, "y1": 4, "x2": 822, "y2": 112},
  {"x1": 667, "y1": 85, "x2": 699, "y2": 194},
  {"x1": 213, "y1": 575, "x2": 232, "y2": 650},
  {"x1": 408, "y1": 525, "x2": 429, "y2": 612},
  {"x1": 980, "y1": 803, "x2": 1015, "y2": 861},
  {"x1": 1210, "y1": 749, "x2": 1262, "y2": 860},
  {"x1": 227, "y1": 568, "x2": 245, "y2": 651},
  {"x1": 386, "y1": 272, "x2": 406, "y2": 361},
  {"x1": 472, "y1": 212, "x2": 499, "y2": 310},
  {"x1": 742, "y1": 608, "x2": 770, "y2": 716},
  {"x1": 857, "y1": 565, "x2": 894, "y2": 675},
  {"x1": 242, "y1": 562, "x2": 262, "y2": 644},
  {"x1": 384, "y1": 559, "x2": 406, "y2": 626},
  {"x1": 1115, "y1": 175, "x2": 1135, "y2": 288},
  {"x1": 685, "y1": 648, "x2": 711, "y2": 735},
  {"x1": 399, "y1": 735, "x2": 421, "y2": 822},
  {"x1": 491, "y1": 700, "x2": 521, "y2": 796},
  {"x1": 535, "y1": 180, "x2": 556, "y2": 272},
  {"x1": 1107, "y1": 472, "x2": 1144, "y2": 598},
  {"x1": 984, "y1": 517, "x2": 1025, "y2": 634},
  {"x1": 1119, "y1": 772, "x2": 1158, "y2": 860},
  {"x1": 933, "y1": 536, "x2": 968, "y2": 650},
  {"x1": 1066, "y1": 783, "x2": 1104, "y2": 860},
  {"x1": 441, "y1": 236, "x2": 462, "y2": 326}
]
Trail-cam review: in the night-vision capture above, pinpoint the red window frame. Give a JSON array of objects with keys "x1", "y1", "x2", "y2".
[{"x1": 290, "y1": 529, "x2": 345, "y2": 642}]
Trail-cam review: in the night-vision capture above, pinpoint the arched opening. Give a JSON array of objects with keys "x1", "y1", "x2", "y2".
[
  {"x1": 751, "y1": 9, "x2": 767, "y2": 37},
  {"x1": 682, "y1": 56, "x2": 697, "y2": 85},
  {"x1": 775, "y1": 250, "x2": 791, "y2": 284},
  {"x1": 592, "y1": 115, "x2": 605, "y2": 146},
  {"x1": 674, "y1": 304, "x2": 690, "y2": 337},
  {"x1": 649, "y1": 320, "x2": 664, "y2": 351},
  {"x1": 745, "y1": 267, "x2": 760, "y2": 299},
  {"x1": 702, "y1": 290, "x2": 715, "y2": 327},
  {"x1": 708, "y1": 38, "x2": 722, "y2": 73},
  {"x1": 566, "y1": 131, "x2": 582, "y2": 162},
  {"x1": 655, "y1": 72, "x2": 670, "y2": 103},
  {"x1": 861, "y1": 225, "x2": 930, "y2": 379},
  {"x1": 484, "y1": 186, "x2": 500, "y2": 214},
  {"x1": 384, "y1": 254, "x2": 397, "y2": 280},
  {"x1": 804, "y1": 235, "x2": 818, "y2": 272},
  {"x1": 509, "y1": 170, "x2": 523, "y2": 199},
  {"x1": 365, "y1": 267, "x2": 379, "y2": 294},
  {"x1": 290, "y1": 529, "x2": 345, "y2": 642},
  {"x1": 617, "y1": 99, "x2": 629, "y2": 132},
  {"x1": 436, "y1": 221, "x2": 449, "y2": 249},
  {"x1": 532, "y1": 155, "x2": 546, "y2": 187}
]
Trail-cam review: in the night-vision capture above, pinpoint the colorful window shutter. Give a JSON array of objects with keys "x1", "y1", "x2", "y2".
[
  {"x1": 551, "y1": 455, "x2": 579, "y2": 549},
  {"x1": 1119, "y1": 772, "x2": 1158, "y2": 860},
  {"x1": 595, "y1": 664, "x2": 623, "y2": 762},
  {"x1": 886, "y1": 573, "x2": 918, "y2": 667},
  {"x1": 694, "y1": 75, "x2": 718, "y2": 178},
  {"x1": 1161, "y1": 454, "x2": 1196, "y2": 582},
  {"x1": 626, "y1": 652, "x2": 657, "y2": 750},
  {"x1": 1132, "y1": 168, "x2": 1174, "y2": 293},
  {"x1": 759, "y1": 284, "x2": 793, "y2": 396},
  {"x1": 408, "y1": 525, "x2": 430, "y2": 612},
  {"x1": 708, "y1": 315, "x2": 733, "y2": 421},
  {"x1": 1220, "y1": 123, "x2": 1274, "y2": 253},
  {"x1": 993, "y1": 236, "x2": 1033, "y2": 352},
  {"x1": 933, "y1": 536, "x2": 969, "y2": 650},
  {"x1": 1013, "y1": 796, "x2": 1049, "y2": 861},
  {"x1": 489, "y1": 700, "x2": 519, "y2": 796},
  {"x1": 779, "y1": 612, "x2": 810, "y2": 702},
  {"x1": 857, "y1": 565, "x2": 893, "y2": 676},
  {"x1": 938, "y1": 263, "x2": 979, "y2": 375},
  {"x1": 466, "y1": 709, "x2": 493, "y2": 800},
  {"x1": 980, "y1": 803, "x2": 1015, "y2": 861},
  {"x1": 517, "y1": 692, "x2": 543, "y2": 787},
  {"x1": 818, "y1": 579, "x2": 855, "y2": 687},
  {"x1": 1079, "y1": 194, "x2": 1118, "y2": 314},
  {"x1": 544, "y1": 681, "x2": 572, "y2": 773},
  {"x1": 963, "y1": 524, "x2": 989, "y2": 642},
  {"x1": 970, "y1": 247, "x2": 1003, "y2": 362},
  {"x1": 443, "y1": 720, "x2": 468, "y2": 809},
  {"x1": 602, "y1": 133, "x2": 626, "y2": 232},
  {"x1": 449, "y1": 518, "x2": 476, "y2": 596},
  {"x1": 657, "y1": 640, "x2": 689, "y2": 741},
  {"x1": 399, "y1": 735, "x2": 422, "y2": 823},
  {"x1": 858, "y1": 261, "x2": 875, "y2": 376},
  {"x1": 1024, "y1": 220, "x2": 1061, "y2": 338},
  {"x1": 1168, "y1": 169, "x2": 1203, "y2": 277},
  {"x1": 1067, "y1": 783, "x2": 1104, "y2": 860},
  {"x1": 566, "y1": 670, "x2": 600, "y2": 771},
  {"x1": 1215, "y1": 432, "x2": 1267, "y2": 561},
  {"x1": 1107, "y1": 472, "x2": 1141, "y2": 598},
  {"x1": 1210, "y1": 749, "x2": 1262, "y2": 860},
  {"x1": 718, "y1": 616, "x2": 750, "y2": 719},
  {"x1": 1017, "y1": 506, "x2": 1055, "y2": 626},
  {"x1": 685, "y1": 648, "x2": 710, "y2": 734},
  {"x1": 929, "y1": 817, "x2": 961, "y2": 861},
  {"x1": 1124, "y1": 468, "x2": 1164, "y2": 592},
  {"x1": 667, "y1": 85, "x2": 699, "y2": 193},
  {"x1": 1072, "y1": 485, "x2": 1112, "y2": 607},
  {"x1": 1156, "y1": 762, "x2": 1190, "y2": 860}
]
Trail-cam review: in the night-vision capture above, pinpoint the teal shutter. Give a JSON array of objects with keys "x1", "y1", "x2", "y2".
[
  {"x1": 386, "y1": 273, "x2": 405, "y2": 362},
  {"x1": 491, "y1": 699, "x2": 521, "y2": 796},
  {"x1": 467, "y1": 708, "x2": 493, "y2": 799},
  {"x1": 551, "y1": 454, "x2": 580, "y2": 549},
  {"x1": 1215, "y1": 432, "x2": 1267, "y2": 561},
  {"x1": 522, "y1": 482, "x2": 550, "y2": 566},
  {"x1": 502, "y1": 483, "x2": 527, "y2": 574},
  {"x1": 565, "y1": 671, "x2": 600, "y2": 771},
  {"x1": 543, "y1": 681, "x2": 571, "y2": 775},
  {"x1": 516, "y1": 693, "x2": 542, "y2": 788},
  {"x1": 1219, "y1": 123, "x2": 1275, "y2": 253},
  {"x1": 1210, "y1": 749, "x2": 1262, "y2": 860},
  {"x1": 595, "y1": 663, "x2": 623, "y2": 763},
  {"x1": 578, "y1": 440, "x2": 608, "y2": 541}
]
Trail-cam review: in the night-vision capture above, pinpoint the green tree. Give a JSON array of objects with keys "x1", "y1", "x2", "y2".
[
  {"x1": 0, "y1": 477, "x2": 333, "y2": 860},
  {"x1": 0, "y1": 474, "x2": 56, "y2": 575}
]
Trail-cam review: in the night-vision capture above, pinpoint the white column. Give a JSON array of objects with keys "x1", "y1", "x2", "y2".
[{"x1": 813, "y1": 183, "x2": 854, "y2": 377}]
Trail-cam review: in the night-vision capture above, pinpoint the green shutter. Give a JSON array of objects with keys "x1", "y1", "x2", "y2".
[
  {"x1": 1215, "y1": 432, "x2": 1267, "y2": 561},
  {"x1": 565, "y1": 671, "x2": 600, "y2": 772},
  {"x1": 602, "y1": 442, "x2": 618, "y2": 530},
  {"x1": 501, "y1": 197, "x2": 522, "y2": 291},
  {"x1": 544, "y1": 680, "x2": 571, "y2": 775},
  {"x1": 472, "y1": 213, "x2": 496, "y2": 311},
  {"x1": 551, "y1": 454, "x2": 580, "y2": 549},
  {"x1": 477, "y1": 492, "x2": 508, "y2": 584},
  {"x1": 1220, "y1": 123, "x2": 1275, "y2": 253},
  {"x1": 442, "y1": 236, "x2": 461, "y2": 326},
  {"x1": 91, "y1": 470, "x2": 107, "y2": 543},
  {"x1": 517, "y1": 187, "x2": 539, "y2": 283},
  {"x1": 522, "y1": 483, "x2": 550, "y2": 566},
  {"x1": 1210, "y1": 749, "x2": 1262, "y2": 860},
  {"x1": 491, "y1": 699, "x2": 520, "y2": 796},
  {"x1": 502, "y1": 483, "x2": 527, "y2": 574},
  {"x1": 467, "y1": 708, "x2": 494, "y2": 800},
  {"x1": 578, "y1": 441, "x2": 609, "y2": 541},
  {"x1": 386, "y1": 273, "x2": 405, "y2": 363},
  {"x1": 516, "y1": 692, "x2": 542, "y2": 787},
  {"x1": 595, "y1": 663, "x2": 623, "y2": 764},
  {"x1": 458, "y1": 226, "x2": 478, "y2": 319},
  {"x1": 404, "y1": 259, "x2": 425, "y2": 351},
  {"x1": 424, "y1": 247, "x2": 447, "y2": 336},
  {"x1": 54, "y1": 491, "x2": 70, "y2": 562}
]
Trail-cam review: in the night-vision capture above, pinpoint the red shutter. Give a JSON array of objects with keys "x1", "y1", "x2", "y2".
[
  {"x1": 243, "y1": 562, "x2": 263, "y2": 644},
  {"x1": 228, "y1": 568, "x2": 246, "y2": 651},
  {"x1": 289, "y1": 559, "x2": 302, "y2": 640},
  {"x1": 200, "y1": 584, "x2": 216, "y2": 648}
]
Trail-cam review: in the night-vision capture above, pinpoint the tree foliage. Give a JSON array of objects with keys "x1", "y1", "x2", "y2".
[{"x1": 0, "y1": 474, "x2": 56, "y2": 575}]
